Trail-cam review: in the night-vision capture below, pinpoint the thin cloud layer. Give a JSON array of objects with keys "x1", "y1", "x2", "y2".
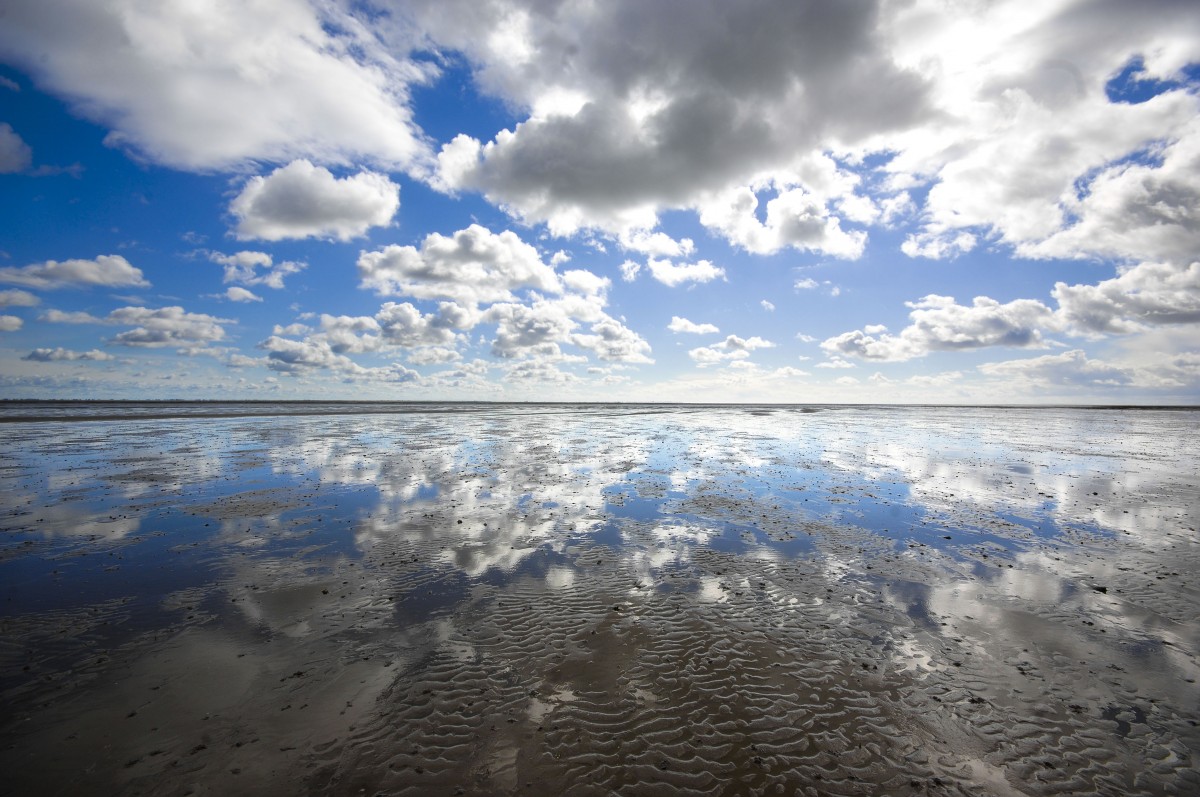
[
  {"x1": 0, "y1": 255, "x2": 149, "y2": 290},
  {"x1": 23, "y1": 347, "x2": 114, "y2": 362},
  {"x1": 0, "y1": 123, "x2": 32, "y2": 173}
]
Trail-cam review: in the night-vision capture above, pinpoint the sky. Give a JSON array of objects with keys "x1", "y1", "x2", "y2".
[{"x1": 0, "y1": 0, "x2": 1198, "y2": 404}]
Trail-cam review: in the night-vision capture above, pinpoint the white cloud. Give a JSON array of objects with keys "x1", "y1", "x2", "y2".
[
  {"x1": 210, "y1": 251, "x2": 305, "y2": 289},
  {"x1": 0, "y1": 289, "x2": 39, "y2": 307},
  {"x1": 484, "y1": 300, "x2": 582, "y2": 360},
  {"x1": 256, "y1": 301, "x2": 472, "y2": 373},
  {"x1": 225, "y1": 286, "x2": 263, "y2": 303},
  {"x1": 760, "y1": 300, "x2": 775, "y2": 312},
  {"x1": 561, "y1": 269, "x2": 610, "y2": 296},
  {"x1": 822, "y1": 294, "x2": 1055, "y2": 362},
  {"x1": 618, "y1": 229, "x2": 695, "y2": 258},
  {"x1": 645, "y1": 258, "x2": 725, "y2": 288},
  {"x1": 230, "y1": 160, "x2": 400, "y2": 241},
  {"x1": 406, "y1": 346, "x2": 462, "y2": 365},
  {"x1": 503, "y1": 359, "x2": 581, "y2": 384},
  {"x1": 979, "y1": 350, "x2": 1133, "y2": 388},
  {"x1": 358, "y1": 224, "x2": 562, "y2": 304},
  {"x1": 258, "y1": 335, "x2": 359, "y2": 374},
  {"x1": 375, "y1": 301, "x2": 470, "y2": 348},
  {"x1": 226, "y1": 353, "x2": 267, "y2": 369},
  {"x1": 689, "y1": 334, "x2": 774, "y2": 366},
  {"x1": 0, "y1": 255, "x2": 148, "y2": 289},
  {"x1": 882, "y1": 2, "x2": 1200, "y2": 269},
  {"x1": 0, "y1": 315, "x2": 21, "y2": 331},
  {"x1": 413, "y1": 0, "x2": 1200, "y2": 283},
  {"x1": 0, "y1": 0, "x2": 431, "y2": 172},
  {"x1": 41, "y1": 309, "x2": 103, "y2": 324},
  {"x1": 619, "y1": 260, "x2": 641, "y2": 282},
  {"x1": 1053, "y1": 260, "x2": 1200, "y2": 336},
  {"x1": 571, "y1": 317, "x2": 653, "y2": 364},
  {"x1": 697, "y1": 185, "x2": 867, "y2": 257},
  {"x1": 23, "y1": 347, "x2": 114, "y2": 362},
  {"x1": 477, "y1": 291, "x2": 651, "y2": 364},
  {"x1": 901, "y1": 231, "x2": 977, "y2": 260},
  {"x1": 106, "y1": 306, "x2": 230, "y2": 348},
  {"x1": 1022, "y1": 120, "x2": 1200, "y2": 266},
  {"x1": 815, "y1": 357, "x2": 855, "y2": 369},
  {"x1": 668, "y1": 316, "x2": 719, "y2": 335},
  {"x1": 794, "y1": 278, "x2": 819, "y2": 290},
  {"x1": 0, "y1": 122, "x2": 32, "y2": 173},
  {"x1": 420, "y1": 0, "x2": 931, "y2": 236}
]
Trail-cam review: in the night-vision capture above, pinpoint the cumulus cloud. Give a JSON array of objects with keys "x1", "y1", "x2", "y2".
[
  {"x1": 0, "y1": 0, "x2": 431, "y2": 171},
  {"x1": 23, "y1": 347, "x2": 114, "y2": 362},
  {"x1": 255, "y1": 328, "x2": 427, "y2": 385},
  {"x1": 224, "y1": 286, "x2": 263, "y2": 303},
  {"x1": 358, "y1": 224, "x2": 562, "y2": 304},
  {"x1": 1022, "y1": 120, "x2": 1200, "y2": 266},
  {"x1": 256, "y1": 300, "x2": 472, "y2": 373},
  {"x1": 0, "y1": 255, "x2": 149, "y2": 289},
  {"x1": 0, "y1": 289, "x2": 39, "y2": 307},
  {"x1": 883, "y1": 3, "x2": 1200, "y2": 268},
  {"x1": 561, "y1": 269, "x2": 611, "y2": 296},
  {"x1": 503, "y1": 359, "x2": 581, "y2": 384},
  {"x1": 420, "y1": 0, "x2": 931, "y2": 236},
  {"x1": 0, "y1": 315, "x2": 21, "y2": 331},
  {"x1": 108, "y1": 306, "x2": 230, "y2": 348},
  {"x1": 0, "y1": 123, "x2": 32, "y2": 173},
  {"x1": 697, "y1": 185, "x2": 867, "y2": 257},
  {"x1": 484, "y1": 300, "x2": 584, "y2": 360},
  {"x1": 689, "y1": 334, "x2": 774, "y2": 366},
  {"x1": 480, "y1": 293, "x2": 651, "y2": 364},
  {"x1": 1053, "y1": 260, "x2": 1200, "y2": 336},
  {"x1": 210, "y1": 251, "x2": 306, "y2": 289},
  {"x1": 760, "y1": 300, "x2": 775, "y2": 312},
  {"x1": 375, "y1": 301, "x2": 471, "y2": 348},
  {"x1": 822, "y1": 295, "x2": 1055, "y2": 362},
  {"x1": 257, "y1": 335, "x2": 359, "y2": 374},
  {"x1": 645, "y1": 258, "x2": 725, "y2": 288},
  {"x1": 668, "y1": 316, "x2": 719, "y2": 335},
  {"x1": 571, "y1": 317, "x2": 653, "y2": 364},
  {"x1": 230, "y1": 160, "x2": 400, "y2": 241},
  {"x1": 413, "y1": 0, "x2": 1200, "y2": 282}
]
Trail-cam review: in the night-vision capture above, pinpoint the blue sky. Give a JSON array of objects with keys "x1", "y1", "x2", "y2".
[{"x1": 1, "y1": 0, "x2": 1198, "y2": 403}]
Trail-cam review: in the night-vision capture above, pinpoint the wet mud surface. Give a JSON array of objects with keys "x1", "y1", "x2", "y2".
[{"x1": 1, "y1": 404, "x2": 1198, "y2": 795}]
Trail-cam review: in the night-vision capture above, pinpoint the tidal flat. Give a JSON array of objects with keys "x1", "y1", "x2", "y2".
[{"x1": 1, "y1": 403, "x2": 1197, "y2": 796}]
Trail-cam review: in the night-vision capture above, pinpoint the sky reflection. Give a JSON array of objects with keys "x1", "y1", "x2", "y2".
[{"x1": 1, "y1": 405, "x2": 1197, "y2": 795}]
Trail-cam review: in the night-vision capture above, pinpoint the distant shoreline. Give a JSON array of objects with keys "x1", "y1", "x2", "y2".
[{"x1": 0, "y1": 399, "x2": 1195, "y2": 424}]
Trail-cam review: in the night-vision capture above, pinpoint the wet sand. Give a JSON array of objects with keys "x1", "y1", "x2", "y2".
[{"x1": 1, "y1": 404, "x2": 1197, "y2": 796}]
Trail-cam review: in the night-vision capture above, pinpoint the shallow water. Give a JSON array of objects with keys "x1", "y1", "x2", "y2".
[{"x1": 1, "y1": 404, "x2": 1197, "y2": 795}]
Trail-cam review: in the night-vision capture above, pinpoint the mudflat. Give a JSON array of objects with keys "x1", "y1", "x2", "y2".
[{"x1": 1, "y1": 403, "x2": 1197, "y2": 796}]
